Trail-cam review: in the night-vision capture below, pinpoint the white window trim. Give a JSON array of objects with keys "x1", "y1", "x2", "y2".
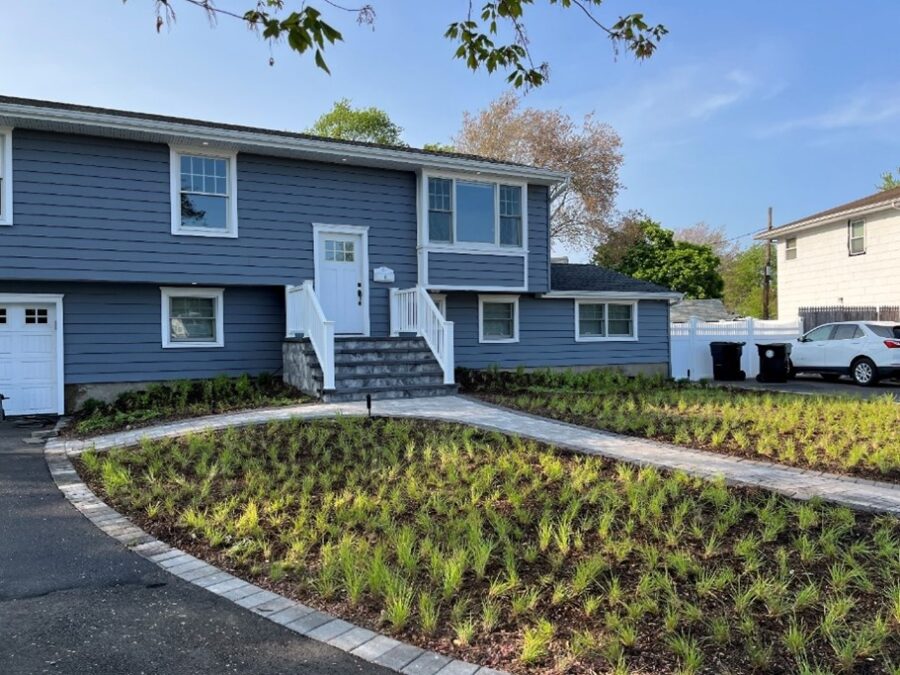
[
  {"x1": 161, "y1": 287, "x2": 225, "y2": 348},
  {"x1": 478, "y1": 294, "x2": 520, "y2": 344},
  {"x1": 421, "y1": 171, "x2": 529, "y2": 253},
  {"x1": 0, "y1": 293, "x2": 65, "y2": 414},
  {"x1": 848, "y1": 218, "x2": 866, "y2": 256},
  {"x1": 574, "y1": 299, "x2": 639, "y2": 342},
  {"x1": 169, "y1": 146, "x2": 239, "y2": 238},
  {"x1": 785, "y1": 237, "x2": 798, "y2": 260},
  {"x1": 0, "y1": 127, "x2": 13, "y2": 226}
]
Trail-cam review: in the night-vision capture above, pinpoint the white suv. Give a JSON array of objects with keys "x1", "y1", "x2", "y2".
[{"x1": 789, "y1": 321, "x2": 900, "y2": 386}]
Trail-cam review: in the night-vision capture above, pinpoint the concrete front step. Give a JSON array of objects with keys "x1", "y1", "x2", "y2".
[
  {"x1": 334, "y1": 373, "x2": 445, "y2": 390},
  {"x1": 322, "y1": 384, "x2": 458, "y2": 403},
  {"x1": 334, "y1": 337, "x2": 427, "y2": 352}
]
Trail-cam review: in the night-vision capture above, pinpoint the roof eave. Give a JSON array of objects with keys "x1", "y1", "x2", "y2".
[
  {"x1": 0, "y1": 100, "x2": 569, "y2": 185},
  {"x1": 755, "y1": 198, "x2": 900, "y2": 240},
  {"x1": 541, "y1": 290, "x2": 683, "y2": 302}
]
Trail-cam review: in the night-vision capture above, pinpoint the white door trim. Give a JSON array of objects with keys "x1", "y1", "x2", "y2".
[
  {"x1": 312, "y1": 223, "x2": 370, "y2": 337},
  {"x1": 0, "y1": 293, "x2": 65, "y2": 415}
]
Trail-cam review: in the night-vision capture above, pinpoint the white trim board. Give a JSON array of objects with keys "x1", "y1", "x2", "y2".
[
  {"x1": 312, "y1": 223, "x2": 371, "y2": 337},
  {"x1": 0, "y1": 127, "x2": 13, "y2": 226},
  {"x1": 0, "y1": 293, "x2": 65, "y2": 415}
]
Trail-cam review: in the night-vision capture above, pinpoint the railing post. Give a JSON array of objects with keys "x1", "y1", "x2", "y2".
[
  {"x1": 322, "y1": 320, "x2": 335, "y2": 391},
  {"x1": 389, "y1": 288, "x2": 399, "y2": 337},
  {"x1": 443, "y1": 321, "x2": 455, "y2": 384}
]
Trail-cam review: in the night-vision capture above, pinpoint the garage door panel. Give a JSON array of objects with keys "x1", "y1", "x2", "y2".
[{"x1": 0, "y1": 301, "x2": 59, "y2": 415}]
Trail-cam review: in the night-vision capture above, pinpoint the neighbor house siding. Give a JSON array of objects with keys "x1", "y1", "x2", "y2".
[
  {"x1": 0, "y1": 281, "x2": 284, "y2": 383},
  {"x1": 776, "y1": 209, "x2": 900, "y2": 319},
  {"x1": 428, "y1": 252, "x2": 525, "y2": 288},
  {"x1": 447, "y1": 294, "x2": 669, "y2": 369},
  {"x1": 3, "y1": 129, "x2": 419, "y2": 336}
]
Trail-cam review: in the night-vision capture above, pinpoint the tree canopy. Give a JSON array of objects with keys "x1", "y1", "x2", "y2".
[
  {"x1": 593, "y1": 217, "x2": 724, "y2": 299},
  {"x1": 145, "y1": 1, "x2": 665, "y2": 88},
  {"x1": 308, "y1": 99, "x2": 405, "y2": 145},
  {"x1": 452, "y1": 92, "x2": 622, "y2": 250},
  {"x1": 878, "y1": 168, "x2": 900, "y2": 191},
  {"x1": 720, "y1": 243, "x2": 775, "y2": 318}
]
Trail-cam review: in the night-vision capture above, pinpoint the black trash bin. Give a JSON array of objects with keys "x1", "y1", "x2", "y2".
[
  {"x1": 756, "y1": 343, "x2": 792, "y2": 383},
  {"x1": 709, "y1": 341, "x2": 746, "y2": 381}
]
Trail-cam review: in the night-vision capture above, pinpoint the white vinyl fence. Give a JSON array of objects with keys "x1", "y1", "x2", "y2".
[{"x1": 671, "y1": 317, "x2": 804, "y2": 381}]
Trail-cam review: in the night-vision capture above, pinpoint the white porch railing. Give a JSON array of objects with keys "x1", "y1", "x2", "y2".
[
  {"x1": 390, "y1": 286, "x2": 455, "y2": 384},
  {"x1": 285, "y1": 281, "x2": 335, "y2": 390}
]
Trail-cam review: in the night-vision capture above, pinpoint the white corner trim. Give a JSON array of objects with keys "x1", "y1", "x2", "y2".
[
  {"x1": 312, "y1": 223, "x2": 371, "y2": 337},
  {"x1": 0, "y1": 293, "x2": 65, "y2": 414},
  {"x1": 169, "y1": 146, "x2": 239, "y2": 238},
  {"x1": 574, "y1": 299, "x2": 640, "y2": 342},
  {"x1": 160, "y1": 287, "x2": 225, "y2": 349},
  {"x1": 478, "y1": 294, "x2": 520, "y2": 344},
  {"x1": 0, "y1": 127, "x2": 13, "y2": 226}
]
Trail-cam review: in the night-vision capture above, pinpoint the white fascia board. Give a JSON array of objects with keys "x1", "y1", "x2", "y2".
[
  {"x1": 754, "y1": 199, "x2": 900, "y2": 240},
  {"x1": 0, "y1": 101, "x2": 569, "y2": 185},
  {"x1": 540, "y1": 290, "x2": 683, "y2": 302}
]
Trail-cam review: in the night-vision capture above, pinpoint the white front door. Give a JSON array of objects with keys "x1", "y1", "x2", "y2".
[
  {"x1": 316, "y1": 231, "x2": 367, "y2": 335},
  {"x1": 0, "y1": 303, "x2": 59, "y2": 416}
]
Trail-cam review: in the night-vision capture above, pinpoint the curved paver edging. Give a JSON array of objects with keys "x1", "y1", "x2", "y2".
[
  {"x1": 44, "y1": 440, "x2": 505, "y2": 675},
  {"x1": 47, "y1": 396, "x2": 900, "y2": 515}
]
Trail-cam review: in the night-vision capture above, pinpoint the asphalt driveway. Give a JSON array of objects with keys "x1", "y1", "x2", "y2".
[
  {"x1": 0, "y1": 420, "x2": 392, "y2": 675},
  {"x1": 719, "y1": 374, "x2": 900, "y2": 401}
]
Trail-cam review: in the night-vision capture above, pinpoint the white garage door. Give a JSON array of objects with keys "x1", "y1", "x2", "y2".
[{"x1": 0, "y1": 303, "x2": 59, "y2": 416}]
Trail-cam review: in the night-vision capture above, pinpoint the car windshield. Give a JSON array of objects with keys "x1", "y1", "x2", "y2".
[{"x1": 866, "y1": 324, "x2": 900, "y2": 338}]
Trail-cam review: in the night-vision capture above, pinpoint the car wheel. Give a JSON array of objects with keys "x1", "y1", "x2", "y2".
[
  {"x1": 851, "y1": 357, "x2": 879, "y2": 386},
  {"x1": 820, "y1": 373, "x2": 841, "y2": 382}
]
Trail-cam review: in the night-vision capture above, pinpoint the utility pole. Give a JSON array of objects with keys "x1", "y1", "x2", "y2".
[{"x1": 762, "y1": 206, "x2": 773, "y2": 320}]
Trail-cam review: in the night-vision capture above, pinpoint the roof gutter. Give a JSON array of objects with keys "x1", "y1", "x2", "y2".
[
  {"x1": 0, "y1": 100, "x2": 569, "y2": 184},
  {"x1": 540, "y1": 290, "x2": 684, "y2": 302},
  {"x1": 754, "y1": 198, "x2": 900, "y2": 240}
]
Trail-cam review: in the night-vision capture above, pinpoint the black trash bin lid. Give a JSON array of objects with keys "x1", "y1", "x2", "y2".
[{"x1": 710, "y1": 341, "x2": 746, "y2": 346}]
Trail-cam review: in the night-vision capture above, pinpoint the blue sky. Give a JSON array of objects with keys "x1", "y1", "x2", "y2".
[{"x1": 2, "y1": 1, "x2": 900, "y2": 261}]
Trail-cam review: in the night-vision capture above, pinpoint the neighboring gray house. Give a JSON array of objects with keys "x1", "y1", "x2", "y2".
[{"x1": 0, "y1": 96, "x2": 679, "y2": 415}]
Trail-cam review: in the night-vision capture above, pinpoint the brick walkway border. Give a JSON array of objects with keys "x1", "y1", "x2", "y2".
[{"x1": 48, "y1": 396, "x2": 900, "y2": 515}]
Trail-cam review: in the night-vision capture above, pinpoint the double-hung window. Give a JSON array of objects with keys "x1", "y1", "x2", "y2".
[
  {"x1": 785, "y1": 237, "x2": 797, "y2": 260},
  {"x1": 170, "y1": 148, "x2": 238, "y2": 237},
  {"x1": 427, "y1": 176, "x2": 525, "y2": 248},
  {"x1": 161, "y1": 287, "x2": 224, "y2": 348},
  {"x1": 848, "y1": 219, "x2": 865, "y2": 255},
  {"x1": 0, "y1": 128, "x2": 12, "y2": 226},
  {"x1": 478, "y1": 295, "x2": 519, "y2": 343},
  {"x1": 575, "y1": 301, "x2": 637, "y2": 341}
]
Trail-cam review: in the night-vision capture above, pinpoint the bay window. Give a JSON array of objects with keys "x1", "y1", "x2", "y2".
[
  {"x1": 575, "y1": 301, "x2": 637, "y2": 341},
  {"x1": 427, "y1": 176, "x2": 525, "y2": 248}
]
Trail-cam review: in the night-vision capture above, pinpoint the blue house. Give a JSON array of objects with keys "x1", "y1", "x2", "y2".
[{"x1": 0, "y1": 96, "x2": 679, "y2": 415}]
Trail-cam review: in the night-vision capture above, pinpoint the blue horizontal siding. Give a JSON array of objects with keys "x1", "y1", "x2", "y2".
[
  {"x1": 428, "y1": 252, "x2": 525, "y2": 288},
  {"x1": 527, "y1": 186, "x2": 550, "y2": 293},
  {"x1": 0, "y1": 281, "x2": 284, "y2": 383},
  {"x1": 448, "y1": 294, "x2": 670, "y2": 369},
  {"x1": 4, "y1": 130, "x2": 421, "y2": 336}
]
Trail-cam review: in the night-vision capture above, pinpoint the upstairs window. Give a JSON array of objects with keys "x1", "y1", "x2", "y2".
[
  {"x1": 426, "y1": 176, "x2": 525, "y2": 248},
  {"x1": 785, "y1": 237, "x2": 797, "y2": 260},
  {"x1": 848, "y1": 219, "x2": 865, "y2": 255},
  {"x1": 170, "y1": 148, "x2": 237, "y2": 237},
  {"x1": 0, "y1": 128, "x2": 11, "y2": 226}
]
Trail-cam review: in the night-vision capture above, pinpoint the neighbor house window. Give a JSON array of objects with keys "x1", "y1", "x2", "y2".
[
  {"x1": 785, "y1": 237, "x2": 797, "y2": 260},
  {"x1": 426, "y1": 176, "x2": 525, "y2": 248},
  {"x1": 170, "y1": 148, "x2": 238, "y2": 237},
  {"x1": 848, "y1": 219, "x2": 865, "y2": 255},
  {"x1": 575, "y1": 301, "x2": 638, "y2": 341},
  {"x1": 161, "y1": 287, "x2": 224, "y2": 348},
  {"x1": 478, "y1": 295, "x2": 519, "y2": 343},
  {"x1": 0, "y1": 128, "x2": 11, "y2": 226}
]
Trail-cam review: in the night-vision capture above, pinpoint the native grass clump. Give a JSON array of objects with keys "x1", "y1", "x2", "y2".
[
  {"x1": 460, "y1": 368, "x2": 900, "y2": 480},
  {"x1": 77, "y1": 417, "x2": 900, "y2": 673}
]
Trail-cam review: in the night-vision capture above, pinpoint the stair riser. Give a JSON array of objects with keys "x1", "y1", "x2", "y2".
[
  {"x1": 334, "y1": 350, "x2": 436, "y2": 364},
  {"x1": 323, "y1": 387, "x2": 455, "y2": 403},
  {"x1": 335, "y1": 363, "x2": 443, "y2": 377},
  {"x1": 335, "y1": 374, "x2": 445, "y2": 389},
  {"x1": 336, "y1": 339, "x2": 426, "y2": 351}
]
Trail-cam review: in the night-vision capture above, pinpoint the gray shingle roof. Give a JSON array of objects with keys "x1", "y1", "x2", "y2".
[{"x1": 550, "y1": 264, "x2": 674, "y2": 294}]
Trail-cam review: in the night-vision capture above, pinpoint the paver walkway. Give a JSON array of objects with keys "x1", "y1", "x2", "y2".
[{"x1": 49, "y1": 396, "x2": 900, "y2": 515}]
